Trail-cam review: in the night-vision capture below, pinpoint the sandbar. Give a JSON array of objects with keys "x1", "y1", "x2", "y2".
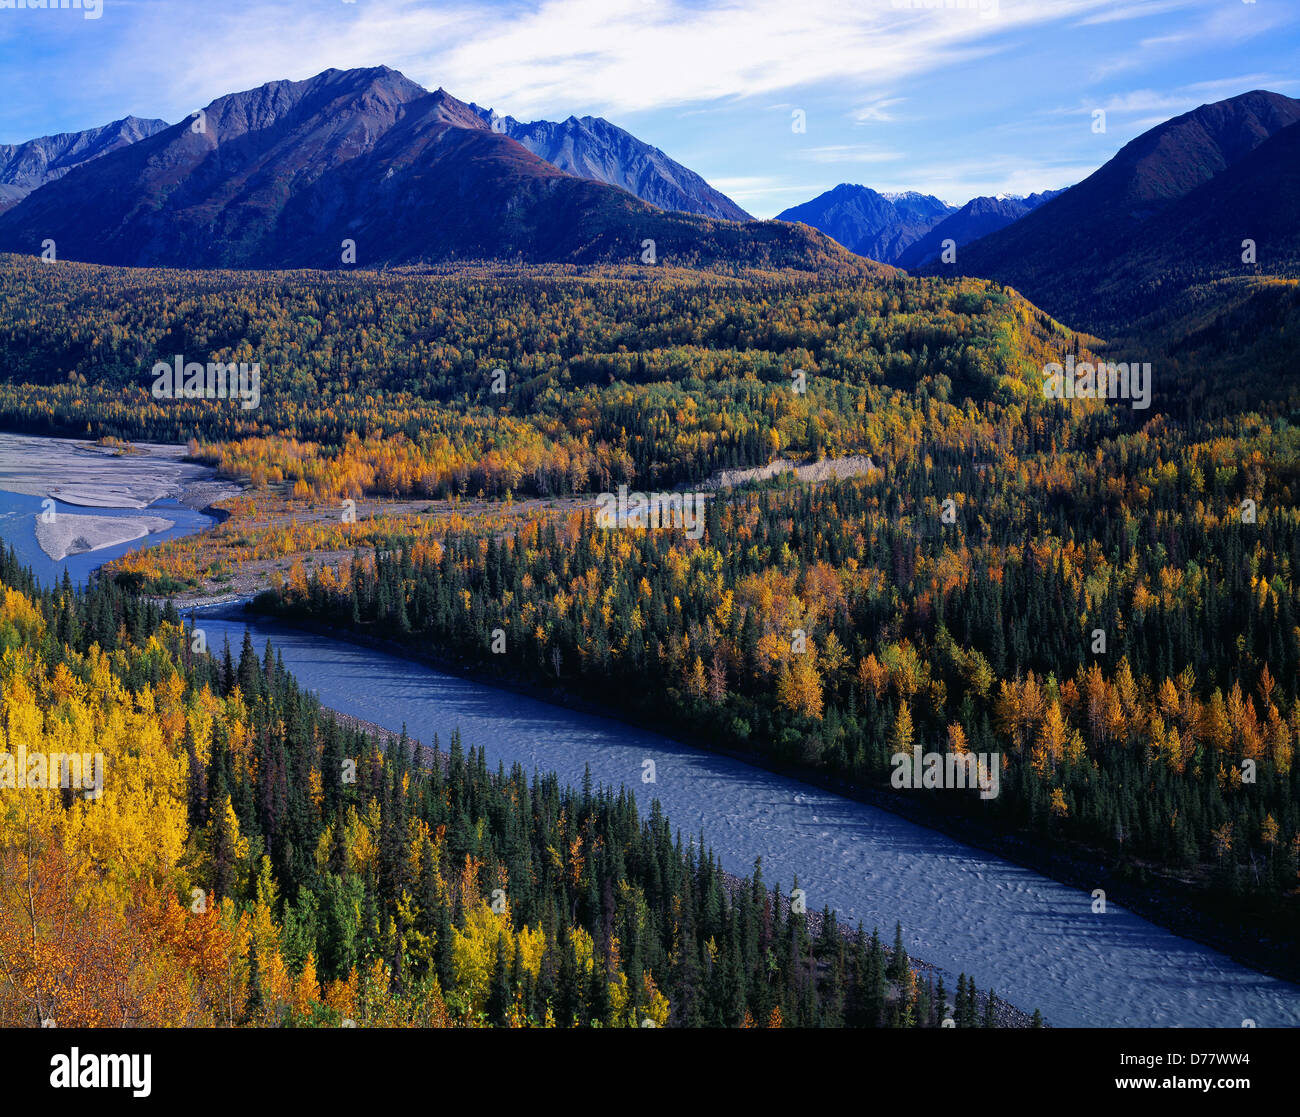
[{"x1": 34, "y1": 513, "x2": 175, "y2": 561}]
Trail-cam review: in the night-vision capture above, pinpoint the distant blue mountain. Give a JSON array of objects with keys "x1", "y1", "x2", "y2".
[
  {"x1": 896, "y1": 191, "x2": 1065, "y2": 269},
  {"x1": 0, "y1": 115, "x2": 167, "y2": 213},
  {"x1": 776, "y1": 184, "x2": 955, "y2": 264},
  {"x1": 934, "y1": 89, "x2": 1300, "y2": 334}
]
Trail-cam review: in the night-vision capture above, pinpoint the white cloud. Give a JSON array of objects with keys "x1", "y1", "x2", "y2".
[
  {"x1": 1050, "y1": 77, "x2": 1295, "y2": 128},
  {"x1": 78, "y1": 0, "x2": 1123, "y2": 125},
  {"x1": 1090, "y1": 0, "x2": 1294, "y2": 84},
  {"x1": 1073, "y1": 0, "x2": 1199, "y2": 27},
  {"x1": 1095, "y1": 90, "x2": 1201, "y2": 115},
  {"x1": 709, "y1": 176, "x2": 830, "y2": 200},
  {"x1": 1183, "y1": 74, "x2": 1300, "y2": 94},
  {"x1": 868, "y1": 153, "x2": 1096, "y2": 202}
]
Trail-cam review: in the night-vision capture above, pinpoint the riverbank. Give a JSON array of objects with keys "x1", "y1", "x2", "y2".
[
  {"x1": 187, "y1": 603, "x2": 1300, "y2": 1025},
  {"x1": 243, "y1": 602, "x2": 1300, "y2": 993},
  {"x1": 326, "y1": 704, "x2": 1041, "y2": 1028}
]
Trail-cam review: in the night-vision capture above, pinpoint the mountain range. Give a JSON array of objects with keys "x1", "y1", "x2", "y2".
[
  {"x1": 472, "y1": 108, "x2": 750, "y2": 221},
  {"x1": 895, "y1": 191, "x2": 1064, "y2": 270},
  {"x1": 0, "y1": 67, "x2": 846, "y2": 273},
  {"x1": 933, "y1": 89, "x2": 1300, "y2": 336},
  {"x1": 0, "y1": 72, "x2": 1293, "y2": 333}
]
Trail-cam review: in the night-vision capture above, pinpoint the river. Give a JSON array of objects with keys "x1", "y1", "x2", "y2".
[
  {"x1": 0, "y1": 491, "x2": 216, "y2": 588},
  {"x1": 190, "y1": 604, "x2": 1300, "y2": 1028}
]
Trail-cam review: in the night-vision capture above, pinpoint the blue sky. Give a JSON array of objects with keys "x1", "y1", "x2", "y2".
[{"x1": 1, "y1": 0, "x2": 1296, "y2": 216}]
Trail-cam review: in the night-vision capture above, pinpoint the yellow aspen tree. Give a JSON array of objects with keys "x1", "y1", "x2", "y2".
[{"x1": 891, "y1": 703, "x2": 914, "y2": 756}]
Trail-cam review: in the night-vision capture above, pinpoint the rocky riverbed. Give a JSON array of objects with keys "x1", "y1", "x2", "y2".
[{"x1": 0, "y1": 431, "x2": 239, "y2": 510}]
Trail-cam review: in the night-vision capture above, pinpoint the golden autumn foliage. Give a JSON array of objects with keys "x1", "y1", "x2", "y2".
[{"x1": 0, "y1": 579, "x2": 686, "y2": 1027}]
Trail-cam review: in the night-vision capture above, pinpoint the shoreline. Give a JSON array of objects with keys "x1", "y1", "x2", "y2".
[{"x1": 0, "y1": 430, "x2": 241, "y2": 512}]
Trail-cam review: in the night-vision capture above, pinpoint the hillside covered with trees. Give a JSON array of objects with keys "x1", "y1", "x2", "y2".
[{"x1": 0, "y1": 255, "x2": 1070, "y2": 499}]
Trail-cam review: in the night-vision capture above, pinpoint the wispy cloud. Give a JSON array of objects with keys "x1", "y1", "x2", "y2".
[
  {"x1": 798, "y1": 145, "x2": 905, "y2": 164},
  {"x1": 1183, "y1": 74, "x2": 1300, "y2": 94},
  {"x1": 854, "y1": 98, "x2": 905, "y2": 123},
  {"x1": 709, "y1": 177, "x2": 831, "y2": 202},
  {"x1": 1073, "y1": 0, "x2": 1198, "y2": 27},
  {"x1": 1090, "y1": 0, "x2": 1292, "y2": 82},
  {"x1": 1046, "y1": 79, "x2": 1292, "y2": 127},
  {"x1": 868, "y1": 153, "x2": 1096, "y2": 201}
]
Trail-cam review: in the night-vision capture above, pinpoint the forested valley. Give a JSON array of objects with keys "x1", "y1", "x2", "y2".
[{"x1": 2, "y1": 253, "x2": 1296, "y2": 1003}]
